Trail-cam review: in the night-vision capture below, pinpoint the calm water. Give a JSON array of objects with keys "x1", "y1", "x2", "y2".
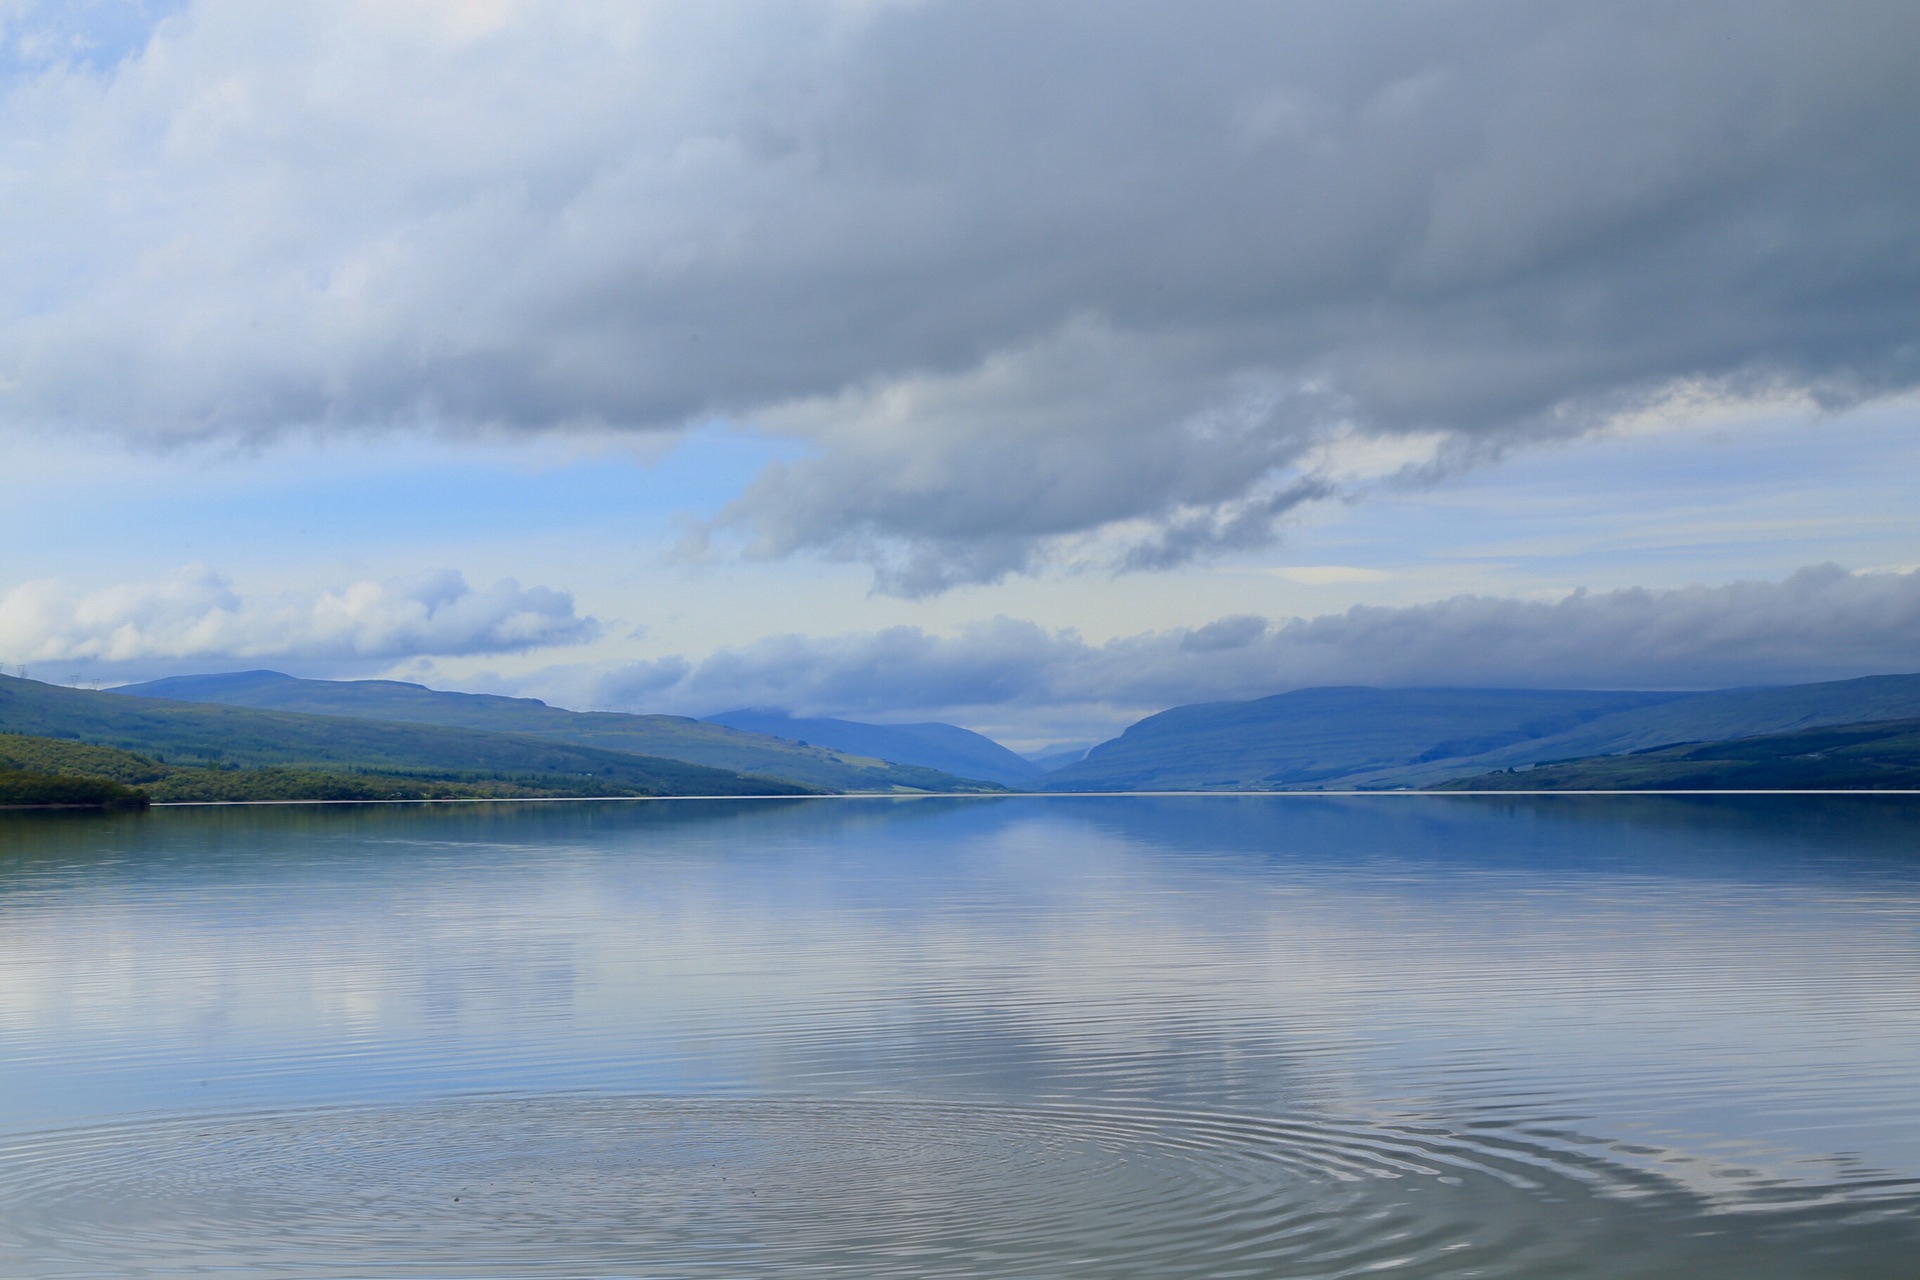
[{"x1": 0, "y1": 795, "x2": 1916, "y2": 1277}]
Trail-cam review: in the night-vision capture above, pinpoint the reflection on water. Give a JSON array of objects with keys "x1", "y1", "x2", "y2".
[
  {"x1": 6, "y1": 1096, "x2": 1913, "y2": 1278},
  {"x1": 0, "y1": 796, "x2": 1916, "y2": 1276}
]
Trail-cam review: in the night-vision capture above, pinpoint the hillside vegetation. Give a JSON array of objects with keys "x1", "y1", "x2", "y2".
[
  {"x1": 1044, "y1": 675, "x2": 1920, "y2": 791},
  {"x1": 1367, "y1": 674, "x2": 1920, "y2": 787},
  {"x1": 1043, "y1": 687, "x2": 1684, "y2": 791},
  {"x1": 0, "y1": 728, "x2": 810, "y2": 803},
  {"x1": 0, "y1": 678, "x2": 825, "y2": 799},
  {"x1": 1431, "y1": 718, "x2": 1920, "y2": 791},
  {"x1": 115, "y1": 672, "x2": 1003, "y2": 792},
  {"x1": 0, "y1": 765, "x2": 150, "y2": 808}
]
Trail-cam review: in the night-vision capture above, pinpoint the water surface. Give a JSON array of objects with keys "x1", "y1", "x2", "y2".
[{"x1": 1, "y1": 795, "x2": 1915, "y2": 1276}]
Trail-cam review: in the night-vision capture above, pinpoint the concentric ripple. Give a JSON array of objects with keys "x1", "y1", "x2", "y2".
[{"x1": 2, "y1": 1094, "x2": 1912, "y2": 1278}]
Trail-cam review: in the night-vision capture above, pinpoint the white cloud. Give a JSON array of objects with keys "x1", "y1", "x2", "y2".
[
  {"x1": 0, "y1": 565, "x2": 597, "y2": 671},
  {"x1": 0, "y1": 3, "x2": 1912, "y2": 593},
  {"x1": 566, "y1": 565, "x2": 1920, "y2": 742},
  {"x1": 1266, "y1": 566, "x2": 1392, "y2": 586}
]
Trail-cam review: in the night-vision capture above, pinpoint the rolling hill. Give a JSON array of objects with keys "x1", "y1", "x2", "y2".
[
  {"x1": 1042, "y1": 687, "x2": 1686, "y2": 791},
  {"x1": 1431, "y1": 717, "x2": 1920, "y2": 791},
  {"x1": 0, "y1": 675, "x2": 815, "y2": 797},
  {"x1": 1356, "y1": 674, "x2": 1920, "y2": 787},
  {"x1": 702, "y1": 709, "x2": 1041, "y2": 788},
  {"x1": 113, "y1": 672, "x2": 1003, "y2": 792},
  {"x1": 0, "y1": 728, "x2": 772, "y2": 803},
  {"x1": 1042, "y1": 675, "x2": 1920, "y2": 791}
]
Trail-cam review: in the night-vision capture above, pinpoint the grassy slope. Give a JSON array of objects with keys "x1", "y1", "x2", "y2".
[
  {"x1": 0, "y1": 733, "x2": 742, "y2": 802},
  {"x1": 115, "y1": 672, "x2": 1002, "y2": 792},
  {"x1": 0, "y1": 678, "x2": 816, "y2": 798},
  {"x1": 1430, "y1": 718, "x2": 1920, "y2": 791},
  {"x1": 1042, "y1": 687, "x2": 1686, "y2": 791}
]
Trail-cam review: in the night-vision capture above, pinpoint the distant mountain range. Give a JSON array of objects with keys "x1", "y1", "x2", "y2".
[
  {"x1": 11, "y1": 667, "x2": 1916, "y2": 802},
  {"x1": 1042, "y1": 687, "x2": 1681, "y2": 790},
  {"x1": 702, "y1": 708, "x2": 1042, "y2": 788},
  {"x1": 1024, "y1": 744, "x2": 1090, "y2": 772},
  {"x1": 112, "y1": 672, "x2": 1002, "y2": 793},
  {"x1": 1, "y1": 674, "x2": 816, "y2": 799},
  {"x1": 1043, "y1": 675, "x2": 1920, "y2": 791}
]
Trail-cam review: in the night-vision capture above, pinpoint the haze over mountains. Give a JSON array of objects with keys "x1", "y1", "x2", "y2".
[
  {"x1": 4, "y1": 665, "x2": 1913, "y2": 802},
  {"x1": 701, "y1": 709, "x2": 1042, "y2": 789},
  {"x1": 1, "y1": 6, "x2": 1916, "y2": 805},
  {"x1": 1041, "y1": 675, "x2": 1920, "y2": 791},
  {"x1": 1040, "y1": 689, "x2": 1683, "y2": 791},
  {"x1": 113, "y1": 672, "x2": 996, "y2": 794}
]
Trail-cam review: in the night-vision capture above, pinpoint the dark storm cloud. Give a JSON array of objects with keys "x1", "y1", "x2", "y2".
[
  {"x1": 596, "y1": 566, "x2": 1920, "y2": 737},
  {"x1": 3, "y1": 2, "x2": 1917, "y2": 590}
]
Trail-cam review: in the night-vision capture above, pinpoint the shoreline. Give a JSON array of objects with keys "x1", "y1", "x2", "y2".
[
  {"x1": 125, "y1": 787, "x2": 1920, "y2": 807},
  {"x1": 2, "y1": 789, "x2": 1912, "y2": 812}
]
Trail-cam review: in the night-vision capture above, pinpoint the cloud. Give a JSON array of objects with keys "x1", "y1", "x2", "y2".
[
  {"x1": 1, "y1": 3, "x2": 1917, "y2": 590},
  {"x1": 577, "y1": 565, "x2": 1920, "y2": 742},
  {"x1": 712, "y1": 321, "x2": 1346, "y2": 594},
  {"x1": 0, "y1": 565, "x2": 597, "y2": 674}
]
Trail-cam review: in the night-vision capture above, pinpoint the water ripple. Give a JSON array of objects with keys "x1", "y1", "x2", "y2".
[{"x1": 2, "y1": 1094, "x2": 1913, "y2": 1278}]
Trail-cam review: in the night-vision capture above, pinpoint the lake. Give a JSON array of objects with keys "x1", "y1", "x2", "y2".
[{"x1": 0, "y1": 794, "x2": 1916, "y2": 1277}]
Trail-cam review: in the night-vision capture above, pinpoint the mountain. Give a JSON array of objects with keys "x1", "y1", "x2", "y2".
[
  {"x1": 1042, "y1": 675, "x2": 1920, "y2": 791},
  {"x1": 0, "y1": 675, "x2": 810, "y2": 797},
  {"x1": 112, "y1": 671, "x2": 999, "y2": 792},
  {"x1": 1362, "y1": 674, "x2": 1920, "y2": 787},
  {"x1": 0, "y1": 727, "x2": 762, "y2": 803},
  {"x1": 1025, "y1": 745, "x2": 1091, "y2": 773},
  {"x1": 702, "y1": 709, "x2": 1041, "y2": 788},
  {"x1": 1042, "y1": 687, "x2": 1685, "y2": 791},
  {"x1": 1431, "y1": 717, "x2": 1920, "y2": 791}
]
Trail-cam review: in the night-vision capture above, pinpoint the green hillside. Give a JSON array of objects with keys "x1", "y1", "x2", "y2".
[
  {"x1": 1042, "y1": 687, "x2": 1684, "y2": 791},
  {"x1": 1364, "y1": 673, "x2": 1920, "y2": 787},
  {"x1": 0, "y1": 677, "x2": 816, "y2": 798},
  {"x1": 1431, "y1": 718, "x2": 1920, "y2": 791},
  {"x1": 1042, "y1": 675, "x2": 1920, "y2": 791},
  {"x1": 0, "y1": 765, "x2": 150, "y2": 808},
  {"x1": 115, "y1": 672, "x2": 1004, "y2": 792},
  {"x1": 0, "y1": 730, "x2": 767, "y2": 803},
  {"x1": 0, "y1": 731, "x2": 169, "y2": 784}
]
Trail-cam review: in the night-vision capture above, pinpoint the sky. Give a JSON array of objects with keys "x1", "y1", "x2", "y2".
[{"x1": 0, "y1": 0, "x2": 1917, "y2": 751}]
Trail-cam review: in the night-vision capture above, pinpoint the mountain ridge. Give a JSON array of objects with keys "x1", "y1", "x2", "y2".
[
  {"x1": 0, "y1": 675, "x2": 815, "y2": 796},
  {"x1": 1429, "y1": 716, "x2": 1920, "y2": 791},
  {"x1": 1044, "y1": 686, "x2": 1686, "y2": 791},
  {"x1": 1044, "y1": 675, "x2": 1920, "y2": 791},
  {"x1": 113, "y1": 671, "x2": 1002, "y2": 792}
]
